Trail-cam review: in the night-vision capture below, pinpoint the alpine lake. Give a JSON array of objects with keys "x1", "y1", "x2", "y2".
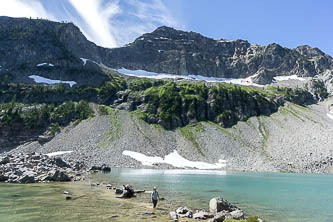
[{"x1": 1, "y1": 168, "x2": 333, "y2": 222}]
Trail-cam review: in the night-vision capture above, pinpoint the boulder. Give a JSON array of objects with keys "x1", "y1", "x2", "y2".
[
  {"x1": 230, "y1": 209, "x2": 245, "y2": 220},
  {"x1": 209, "y1": 197, "x2": 237, "y2": 214},
  {"x1": 48, "y1": 170, "x2": 70, "y2": 182},
  {"x1": 169, "y1": 211, "x2": 178, "y2": 221},
  {"x1": 115, "y1": 188, "x2": 123, "y2": 194},
  {"x1": 193, "y1": 211, "x2": 213, "y2": 219},
  {"x1": 38, "y1": 135, "x2": 54, "y2": 143},
  {"x1": 0, "y1": 156, "x2": 10, "y2": 165},
  {"x1": 54, "y1": 157, "x2": 71, "y2": 168},
  {"x1": 118, "y1": 184, "x2": 135, "y2": 198},
  {"x1": 208, "y1": 211, "x2": 228, "y2": 222},
  {"x1": 18, "y1": 173, "x2": 35, "y2": 184},
  {"x1": 101, "y1": 165, "x2": 111, "y2": 172},
  {"x1": 176, "y1": 207, "x2": 192, "y2": 218},
  {"x1": 0, "y1": 174, "x2": 8, "y2": 182}
]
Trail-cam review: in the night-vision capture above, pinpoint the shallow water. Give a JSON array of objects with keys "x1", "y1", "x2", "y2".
[
  {"x1": 1, "y1": 169, "x2": 333, "y2": 221},
  {"x1": 94, "y1": 169, "x2": 333, "y2": 222}
]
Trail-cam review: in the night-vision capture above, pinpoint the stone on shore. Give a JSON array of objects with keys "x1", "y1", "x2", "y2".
[
  {"x1": 193, "y1": 210, "x2": 213, "y2": 219},
  {"x1": 209, "y1": 197, "x2": 238, "y2": 214},
  {"x1": 176, "y1": 207, "x2": 193, "y2": 218},
  {"x1": 169, "y1": 211, "x2": 178, "y2": 221}
]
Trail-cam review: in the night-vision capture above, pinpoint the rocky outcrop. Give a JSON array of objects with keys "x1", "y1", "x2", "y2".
[{"x1": 0, "y1": 152, "x2": 87, "y2": 183}]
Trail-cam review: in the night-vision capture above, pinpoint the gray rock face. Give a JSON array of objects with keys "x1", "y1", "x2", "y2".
[
  {"x1": 1, "y1": 17, "x2": 332, "y2": 87},
  {"x1": 0, "y1": 16, "x2": 107, "y2": 87},
  {"x1": 105, "y1": 27, "x2": 333, "y2": 85}
]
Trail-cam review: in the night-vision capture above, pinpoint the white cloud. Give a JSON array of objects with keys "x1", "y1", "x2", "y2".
[
  {"x1": 0, "y1": 0, "x2": 181, "y2": 48},
  {"x1": 68, "y1": 0, "x2": 119, "y2": 48},
  {"x1": 0, "y1": 0, "x2": 55, "y2": 20}
]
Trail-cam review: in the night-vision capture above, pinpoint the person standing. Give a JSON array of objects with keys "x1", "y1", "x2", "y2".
[{"x1": 151, "y1": 186, "x2": 160, "y2": 208}]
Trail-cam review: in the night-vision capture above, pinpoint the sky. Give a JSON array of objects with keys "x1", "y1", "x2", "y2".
[{"x1": 0, "y1": 0, "x2": 332, "y2": 56}]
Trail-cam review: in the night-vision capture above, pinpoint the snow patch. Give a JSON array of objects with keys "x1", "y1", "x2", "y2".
[
  {"x1": 46, "y1": 151, "x2": 73, "y2": 157},
  {"x1": 36, "y1": 63, "x2": 54, "y2": 67},
  {"x1": 122, "y1": 150, "x2": 226, "y2": 170},
  {"x1": 80, "y1": 58, "x2": 99, "y2": 66},
  {"x1": 115, "y1": 68, "x2": 264, "y2": 87},
  {"x1": 273, "y1": 75, "x2": 305, "y2": 81},
  {"x1": 80, "y1": 58, "x2": 89, "y2": 65},
  {"x1": 29, "y1": 75, "x2": 76, "y2": 87}
]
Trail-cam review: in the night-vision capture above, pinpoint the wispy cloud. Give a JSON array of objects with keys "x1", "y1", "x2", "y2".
[
  {"x1": 68, "y1": 0, "x2": 120, "y2": 48},
  {"x1": 0, "y1": 0, "x2": 181, "y2": 48},
  {"x1": 0, "y1": 0, "x2": 55, "y2": 20}
]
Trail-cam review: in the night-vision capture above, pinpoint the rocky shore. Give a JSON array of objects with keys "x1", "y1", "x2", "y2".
[
  {"x1": 0, "y1": 152, "x2": 89, "y2": 183},
  {"x1": 86, "y1": 182, "x2": 264, "y2": 222}
]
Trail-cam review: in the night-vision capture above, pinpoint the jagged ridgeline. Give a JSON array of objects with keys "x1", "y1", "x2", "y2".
[{"x1": 0, "y1": 16, "x2": 331, "y2": 149}]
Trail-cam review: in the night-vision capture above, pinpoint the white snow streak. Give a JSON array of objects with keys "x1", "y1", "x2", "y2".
[
  {"x1": 80, "y1": 58, "x2": 89, "y2": 65},
  {"x1": 273, "y1": 75, "x2": 305, "y2": 81},
  {"x1": 80, "y1": 58, "x2": 99, "y2": 66},
  {"x1": 29, "y1": 75, "x2": 76, "y2": 87},
  {"x1": 122, "y1": 150, "x2": 226, "y2": 170},
  {"x1": 46, "y1": 151, "x2": 73, "y2": 157},
  {"x1": 115, "y1": 68, "x2": 264, "y2": 87},
  {"x1": 36, "y1": 63, "x2": 54, "y2": 67}
]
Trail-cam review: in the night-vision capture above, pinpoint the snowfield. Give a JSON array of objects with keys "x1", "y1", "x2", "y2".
[
  {"x1": 29, "y1": 75, "x2": 76, "y2": 87},
  {"x1": 115, "y1": 68, "x2": 308, "y2": 87},
  {"x1": 115, "y1": 68, "x2": 264, "y2": 87},
  {"x1": 122, "y1": 150, "x2": 227, "y2": 170}
]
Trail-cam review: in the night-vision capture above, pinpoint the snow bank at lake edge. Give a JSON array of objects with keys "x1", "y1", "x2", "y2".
[{"x1": 122, "y1": 150, "x2": 226, "y2": 170}]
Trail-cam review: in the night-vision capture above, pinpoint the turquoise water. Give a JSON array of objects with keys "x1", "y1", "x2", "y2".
[
  {"x1": 1, "y1": 169, "x2": 333, "y2": 221},
  {"x1": 94, "y1": 169, "x2": 333, "y2": 222}
]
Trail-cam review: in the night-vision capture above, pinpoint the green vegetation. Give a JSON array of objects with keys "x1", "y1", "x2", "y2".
[
  {"x1": 179, "y1": 123, "x2": 205, "y2": 155},
  {"x1": 0, "y1": 69, "x2": 318, "y2": 131},
  {"x1": 257, "y1": 116, "x2": 269, "y2": 149},
  {"x1": 99, "y1": 105, "x2": 122, "y2": 147},
  {"x1": 0, "y1": 99, "x2": 94, "y2": 134},
  {"x1": 224, "y1": 216, "x2": 264, "y2": 222}
]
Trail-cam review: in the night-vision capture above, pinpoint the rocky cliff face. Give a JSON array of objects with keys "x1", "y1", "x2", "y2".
[
  {"x1": 0, "y1": 16, "x2": 107, "y2": 86},
  {"x1": 104, "y1": 26, "x2": 333, "y2": 85},
  {"x1": 1, "y1": 17, "x2": 333, "y2": 88}
]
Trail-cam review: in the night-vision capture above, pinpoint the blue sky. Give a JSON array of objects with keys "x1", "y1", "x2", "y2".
[{"x1": 0, "y1": 0, "x2": 332, "y2": 56}]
